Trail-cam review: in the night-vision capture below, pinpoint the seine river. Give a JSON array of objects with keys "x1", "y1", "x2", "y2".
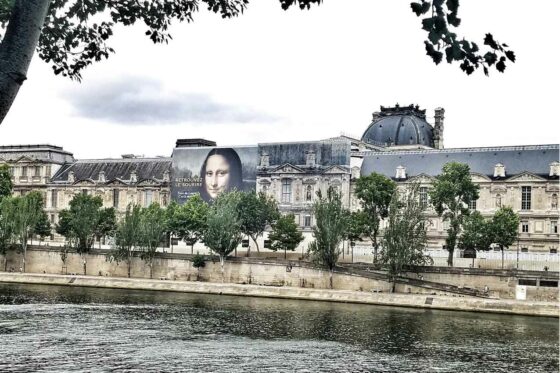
[{"x1": 0, "y1": 283, "x2": 557, "y2": 373}]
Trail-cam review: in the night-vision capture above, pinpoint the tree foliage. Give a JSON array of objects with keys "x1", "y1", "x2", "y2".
[
  {"x1": 429, "y1": 162, "x2": 479, "y2": 266},
  {"x1": 66, "y1": 193, "x2": 103, "y2": 254},
  {"x1": 354, "y1": 172, "x2": 396, "y2": 264},
  {"x1": 9, "y1": 191, "x2": 44, "y2": 272},
  {"x1": 307, "y1": 187, "x2": 348, "y2": 288},
  {"x1": 138, "y1": 203, "x2": 166, "y2": 279},
  {"x1": 459, "y1": 210, "x2": 491, "y2": 251},
  {"x1": 238, "y1": 191, "x2": 279, "y2": 255},
  {"x1": 34, "y1": 210, "x2": 52, "y2": 244},
  {"x1": 110, "y1": 203, "x2": 142, "y2": 278},
  {"x1": 345, "y1": 210, "x2": 368, "y2": 244},
  {"x1": 0, "y1": 164, "x2": 12, "y2": 200},
  {"x1": 96, "y1": 207, "x2": 116, "y2": 245},
  {"x1": 268, "y1": 213, "x2": 303, "y2": 259},
  {"x1": 0, "y1": 196, "x2": 15, "y2": 269},
  {"x1": 380, "y1": 184, "x2": 432, "y2": 291},
  {"x1": 167, "y1": 195, "x2": 208, "y2": 253},
  {"x1": 202, "y1": 191, "x2": 242, "y2": 280}
]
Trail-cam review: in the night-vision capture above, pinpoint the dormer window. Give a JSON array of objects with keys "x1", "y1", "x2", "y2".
[
  {"x1": 98, "y1": 171, "x2": 106, "y2": 183},
  {"x1": 260, "y1": 152, "x2": 270, "y2": 168},
  {"x1": 163, "y1": 170, "x2": 170, "y2": 182},
  {"x1": 130, "y1": 170, "x2": 137, "y2": 183},
  {"x1": 395, "y1": 165, "x2": 406, "y2": 179},
  {"x1": 550, "y1": 161, "x2": 560, "y2": 177},
  {"x1": 68, "y1": 171, "x2": 75, "y2": 183},
  {"x1": 494, "y1": 163, "x2": 506, "y2": 178},
  {"x1": 305, "y1": 151, "x2": 316, "y2": 167}
]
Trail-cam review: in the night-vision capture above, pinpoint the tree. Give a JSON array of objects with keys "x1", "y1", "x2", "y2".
[
  {"x1": 202, "y1": 191, "x2": 243, "y2": 282},
  {"x1": 345, "y1": 210, "x2": 368, "y2": 245},
  {"x1": 0, "y1": 164, "x2": 12, "y2": 200},
  {"x1": 64, "y1": 193, "x2": 103, "y2": 274},
  {"x1": 307, "y1": 187, "x2": 348, "y2": 289},
  {"x1": 164, "y1": 201, "x2": 180, "y2": 253},
  {"x1": 110, "y1": 203, "x2": 142, "y2": 278},
  {"x1": 34, "y1": 210, "x2": 51, "y2": 246},
  {"x1": 268, "y1": 213, "x2": 304, "y2": 259},
  {"x1": 55, "y1": 208, "x2": 72, "y2": 273},
  {"x1": 488, "y1": 206, "x2": 520, "y2": 269},
  {"x1": 10, "y1": 191, "x2": 44, "y2": 272},
  {"x1": 0, "y1": 1, "x2": 514, "y2": 125},
  {"x1": 238, "y1": 191, "x2": 279, "y2": 256},
  {"x1": 380, "y1": 184, "x2": 432, "y2": 292},
  {"x1": 174, "y1": 195, "x2": 209, "y2": 254},
  {"x1": 191, "y1": 252, "x2": 206, "y2": 281},
  {"x1": 95, "y1": 207, "x2": 116, "y2": 249},
  {"x1": 354, "y1": 172, "x2": 396, "y2": 265},
  {"x1": 430, "y1": 162, "x2": 479, "y2": 266},
  {"x1": 0, "y1": 196, "x2": 15, "y2": 271},
  {"x1": 459, "y1": 211, "x2": 492, "y2": 252},
  {"x1": 138, "y1": 203, "x2": 166, "y2": 279}
]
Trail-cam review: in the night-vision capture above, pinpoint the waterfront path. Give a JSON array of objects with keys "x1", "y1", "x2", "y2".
[{"x1": 0, "y1": 272, "x2": 557, "y2": 317}]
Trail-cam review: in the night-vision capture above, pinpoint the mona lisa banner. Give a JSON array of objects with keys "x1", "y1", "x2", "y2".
[{"x1": 171, "y1": 146, "x2": 258, "y2": 203}]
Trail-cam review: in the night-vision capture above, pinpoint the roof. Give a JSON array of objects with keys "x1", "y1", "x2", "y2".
[
  {"x1": 360, "y1": 144, "x2": 560, "y2": 179},
  {"x1": 0, "y1": 144, "x2": 74, "y2": 164},
  {"x1": 51, "y1": 158, "x2": 172, "y2": 184}
]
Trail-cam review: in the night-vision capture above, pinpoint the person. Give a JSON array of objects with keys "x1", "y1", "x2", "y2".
[{"x1": 199, "y1": 148, "x2": 243, "y2": 201}]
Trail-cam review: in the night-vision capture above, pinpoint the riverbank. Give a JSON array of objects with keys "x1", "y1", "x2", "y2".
[{"x1": 0, "y1": 272, "x2": 557, "y2": 317}]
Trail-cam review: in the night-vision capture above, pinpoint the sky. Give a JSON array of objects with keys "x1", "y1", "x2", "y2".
[{"x1": 1, "y1": 0, "x2": 559, "y2": 159}]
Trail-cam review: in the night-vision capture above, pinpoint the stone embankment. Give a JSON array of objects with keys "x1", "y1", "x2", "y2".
[{"x1": 0, "y1": 272, "x2": 557, "y2": 318}]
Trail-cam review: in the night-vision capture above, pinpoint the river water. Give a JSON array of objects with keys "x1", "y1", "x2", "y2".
[{"x1": 0, "y1": 283, "x2": 557, "y2": 372}]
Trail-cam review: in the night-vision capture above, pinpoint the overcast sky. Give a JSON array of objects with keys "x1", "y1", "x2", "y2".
[{"x1": 1, "y1": 1, "x2": 559, "y2": 159}]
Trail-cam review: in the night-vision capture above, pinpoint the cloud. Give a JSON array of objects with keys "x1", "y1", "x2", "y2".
[{"x1": 63, "y1": 77, "x2": 280, "y2": 125}]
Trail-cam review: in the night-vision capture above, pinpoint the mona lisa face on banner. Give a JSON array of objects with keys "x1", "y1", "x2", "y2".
[{"x1": 171, "y1": 146, "x2": 257, "y2": 203}]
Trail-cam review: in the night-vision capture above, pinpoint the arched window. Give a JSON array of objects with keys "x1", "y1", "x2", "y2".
[
  {"x1": 551, "y1": 194, "x2": 558, "y2": 209},
  {"x1": 495, "y1": 194, "x2": 502, "y2": 208},
  {"x1": 305, "y1": 185, "x2": 312, "y2": 202}
]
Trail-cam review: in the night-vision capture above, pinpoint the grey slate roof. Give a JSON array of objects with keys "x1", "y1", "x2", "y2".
[
  {"x1": 51, "y1": 158, "x2": 171, "y2": 184},
  {"x1": 258, "y1": 140, "x2": 351, "y2": 167},
  {"x1": 0, "y1": 144, "x2": 74, "y2": 164},
  {"x1": 362, "y1": 115, "x2": 434, "y2": 147},
  {"x1": 361, "y1": 144, "x2": 559, "y2": 179}
]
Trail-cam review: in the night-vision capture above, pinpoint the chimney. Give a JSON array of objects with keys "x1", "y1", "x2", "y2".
[
  {"x1": 130, "y1": 170, "x2": 137, "y2": 183},
  {"x1": 305, "y1": 150, "x2": 316, "y2": 167},
  {"x1": 98, "y1": 171, "x2": 106, "y2": 183},
  {"x1": 260, "y1": 152, "x2": 270, "y2": 168},
  {"x1": 433, "y1": 107, "x2": 445, "y2": 149},
  {"x1": 550, "y1": 161, "x2": 560, "y2": 177},
  {"x1": 68, "y1": 171, "x2": 75, "y2": 183},
  {"x1": 395, "y1": 165, "x2": 407, "y2": 180}
]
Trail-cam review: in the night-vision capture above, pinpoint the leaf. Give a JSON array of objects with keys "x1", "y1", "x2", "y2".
[
  {"x1": 447, "y1": 13, "x2": 461, "y2": 27},
  {"x1": 505, "y1": 50, "x2": 516, "y2": 62},
  {"x1": 484, "y1": 51, "x2": 497, "y2": 66},
  {"x1": 410, "y1": 1, "x2": 430, "y2": 16},
  {"x1": 425, "y1": 41, "x2": 443, "y2": 65},
  {"x1": 496, "y1": 58, "x2": 506, "y2": 73},
  {"x1": 483, "y1": 33, "x2": 499, "y2": 50}
]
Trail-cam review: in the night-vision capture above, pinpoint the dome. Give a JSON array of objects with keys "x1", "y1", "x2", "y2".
[{"x1": 361, "y1": 105, "x2": 434, "y2": 147}]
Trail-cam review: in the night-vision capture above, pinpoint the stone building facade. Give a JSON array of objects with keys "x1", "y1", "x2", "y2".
[{"x1": 1, "y1": 104, "x2": 558, "y2": 254}]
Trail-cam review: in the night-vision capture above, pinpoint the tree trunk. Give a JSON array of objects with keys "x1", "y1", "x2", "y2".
[
  {"x1": 127, "y1": 257, "x2": 131, "y2": 278},
  {"x1": 82, "y1": 256, "x2": 87, "y2": 275},
  {"x1": 253, "y1": 236, "x2": 260, "y2": 253},
  {"x1": 220, "y1": 255, "x2": 225, "y2": 283},
  {"x1": 329, "y1": 269, "x2": 333, "y2": 289},
  {"x1": 392, "y1": 280, "x2": 396, "y2": 293},
  {"x1": 4, "y1": 256, "x2": 7, "y2": 272},
  {"x1": 22, "y1": 239, "x2": 26, "y2": 272},
  {"x1": 191, "y1": 244, "x2": 194, "y2": 255},
  {"x1": 0, "y1": 0, "x2": 52, "y2": 124},
  {"x1": 149, "y1": 262, "x2": 153, "y2": 279},
  {"x1": 447, "y1": 247, "x2": 454, "y2": 266},
  {"x1": 501, "y1": 246, "x2": 504, "y2": 269},
  {"x1": 284, "y1": 247, "x2": 287, "y2": 260}
]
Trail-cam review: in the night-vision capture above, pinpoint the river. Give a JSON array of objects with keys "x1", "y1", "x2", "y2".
[{"x1": 0, "y1": 283, "x2": 557, "y2": 372}]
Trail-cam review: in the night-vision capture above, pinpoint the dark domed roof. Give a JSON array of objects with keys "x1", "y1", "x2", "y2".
[{"x1": 361, "y1": 105, "x2": 434, "y2": 147}]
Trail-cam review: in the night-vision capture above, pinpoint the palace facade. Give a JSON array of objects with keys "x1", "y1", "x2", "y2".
[{"x1": 1, "y1": 105, "x2": 558, "y2": 254}]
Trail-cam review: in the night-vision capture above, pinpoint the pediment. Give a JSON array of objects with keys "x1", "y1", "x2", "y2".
[
  {"x1": 105, "y1": 178, "x2": 128, "y2": 186},
  {"x1": 272, "y1": 163, "x2": 304, "y2": 174},
  {"x1": 13, "y1": 155, "x2": 38, "y2": 164},
  {"x1": 322, "y1": 165, "x2": 349, "y2": 175},
  {"x1": 506, "y1": 172, "x2": 547, "y2": 183},
  {"x1": 258, "y1": 178, "x2": 271, "y2": 185},
  {"x1": 302, "y1": 178, "x2": 317, "y2": 185},
  {"x1": 73, "y1": 179, "x2": 95, "y2": 185},
  {"x1": 407, "y1": 173, "x2": 435, "y2": 183},
  {"x1": 137, "y1": 178, "x2": 161, "y2": 186},
  {"x1": 470, "y1": 172, "x2": 492, "y2": 182}
]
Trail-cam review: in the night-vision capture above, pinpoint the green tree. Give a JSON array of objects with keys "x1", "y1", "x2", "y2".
[
  {"x1": 191, "y1": 252, "x2": 206, "y2": 281},
  {"x1": 268, "y1": 213, "x2": 304, "y2": 259},
  {"x1": 55, "y1": 208, "x2": 72, "y2": 273},
  {"x1": 430, "y1": 162, "x2": 479, "y2": 266},
  {"x1": 0, "y1": 164, "x2": 12, "y2": 200},
  {"x1": 345, "y1": 210, "x2": 367, "y2": 244},
  {"x1": 488, "y1": 206, "x2": 520, "y2": 269},
  {"x1": 202, "y1": 191, "x2": 242, "y2": 282},
  {"x1": 34, "y1": 210, "x2": 51, "y2": 246},
  {"x1": 307, "y1": 187, "x2": 348, "y2": 289},
  {"x1": 95, "y1": 207, "x2": 116, "y2": 249},
  {"x1": 238, "y1": 191, "x2": 279, "y2": 256},
  {"x1": 380, "y1": 184, "x2": 432, "y2": 292},
  {"x1": 354, "y1": 172, "x2": 396, "y2": 264},
  {"x1": 459, "y1": 211, "x2": 492, "y2": 252},
  {"x1": 0, "y1": 196, "x2": 15, "y2": 271},
  {"x1": 11, "y1": 191, "x2": 44, "y2": 272},
  {"x1": 65, "y1": 193, "x2": 103, "y2": 274},
  {"x1": 110, "y1": 204, "x2": 142, "y2": 278},
  {"x1": 176, "y1": 195, "x2": 209, "y2": 254},
  {"x1": 0, "y1": 1, "x2": 514, "y2": 125},
  {"x1": 164, "y1": 201, "x2": 180, "y2": 253},
  {"x1": 138, "y1": 203, "x2": 166, "y2": 279}
]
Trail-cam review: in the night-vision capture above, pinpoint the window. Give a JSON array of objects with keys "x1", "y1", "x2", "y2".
[
  {"x1": 162, "y1": 193, "x2": 168, "y2": 206},
  {"x1": 82, "y1": 189, "x2": 88, "y2": 195},
  {"x1": 551, "y1": 221, "x2": 558, "y2": 234},
  {"x1": 50, "y1": 214, "x2": 55, "y2": 223},
  {"x1": 521, "y1": 247, "x2": 528, "y2": 253},
  {"x1": 521, "y1": 186, "x2": 531, "y2": 210},
  {"x1": 468, "y1": 198, "x2": 477, "y2": 211},
  {"x1": 442, "y1": 220, "x2": 450, "y2": 231},
  {"x1": 419, "y1": 187, "x2": 428, "y2": 208},
  {"x1": 34, "y1": 166, "x2": 41, "y2": 177},
  {"x1": 51, "y1": 190, "x2": 57, "y2": 208},
  {"x1": 305, "y1": 185, "x2": 312, "y2": 202},
  {"x1": 144, "y1": 190, "x2": 153, "y2": 207},
  {"x1": 113, "y1": 189, "x2": 119, "y2": 208},
  {"x1": 521, "y1": 221, "x2": 529, "y2": 233},
  {"x1": 550, "y1": 248, "x2": 558, "y2": 254},
  {"x1": 518, "y1": 279, "x2": 537, "y2": 286},
  {"x1": 303, "y1": 215, "x2": 311, "y2": 227},
  {"x1": 495, "y1": 194, "x2": 502, "y2": 208},
  {"x1": 281, "y1": 179, "x2": 292, "y2": 203},
  {"x1": 8, "y1": 167, "x2": 14, "y2": 176},
  {"x1": 21, "y1": 166, "x2": 27, "y2": 177}
]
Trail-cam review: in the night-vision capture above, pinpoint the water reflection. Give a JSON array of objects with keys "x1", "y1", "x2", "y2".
[{"x1": 0, "y1": 283, "x2": 557, "y2": 372}]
